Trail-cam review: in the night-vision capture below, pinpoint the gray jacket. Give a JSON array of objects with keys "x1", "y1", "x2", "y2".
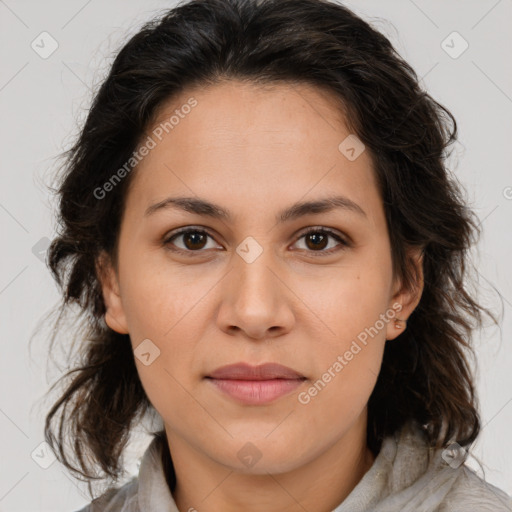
[{"x1": 75, "y1": 420, "x2": 512, "y2": 511}]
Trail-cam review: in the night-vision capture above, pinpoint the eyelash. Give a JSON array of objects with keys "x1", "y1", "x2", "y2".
[{"x1": 162, "y1": 226, "x2": 350, "y2": 257}]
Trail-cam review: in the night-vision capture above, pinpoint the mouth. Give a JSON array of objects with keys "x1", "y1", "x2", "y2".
[
  {"x1": 206, "y1": 362, "x2": 305, "y2": 380},
  {"x1": 205, "y1": 362, "x2": 307, "y2": 405}
]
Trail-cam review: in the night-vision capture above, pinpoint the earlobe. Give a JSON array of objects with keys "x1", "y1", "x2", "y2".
[
  {"x1": 386, "y1": 247, "x2": 424, "y2": 341},
  {"x1": 95, "y1": 251, "x2": 129, "y2": 335}
]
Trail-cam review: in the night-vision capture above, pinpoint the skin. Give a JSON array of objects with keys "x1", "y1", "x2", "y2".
[{"x1": 97, "y1": 80, "x2": 424, "y2": 512}]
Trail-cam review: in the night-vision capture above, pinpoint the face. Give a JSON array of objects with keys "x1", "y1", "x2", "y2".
[{"x1": 98, "y1": 80, "x2": 422, "y2": 475}]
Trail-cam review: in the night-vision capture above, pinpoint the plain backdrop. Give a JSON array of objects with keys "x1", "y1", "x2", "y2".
[{"x1": 0, "y1": 0, "x2": 511, "y2": 510}]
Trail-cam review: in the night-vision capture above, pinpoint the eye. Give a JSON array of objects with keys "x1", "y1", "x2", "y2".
[
  {"x1": 162, "y1": 226, "x2": 350, "y2": 256},
  {"x1": 163, "y1": 227, "x2": 220, "y2": 254},
  {"x1": 292, "y1": 227, "x2": 350, "y2": 256}
]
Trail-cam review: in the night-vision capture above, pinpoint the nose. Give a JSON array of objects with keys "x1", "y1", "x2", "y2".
[{"x1": 216, "y1": 245, "x2": 295, "y2": 341}]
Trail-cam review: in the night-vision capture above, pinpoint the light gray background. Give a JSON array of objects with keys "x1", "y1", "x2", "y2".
[{"x1": 0, "y1": 1, "x2": 511, "y2": 510}]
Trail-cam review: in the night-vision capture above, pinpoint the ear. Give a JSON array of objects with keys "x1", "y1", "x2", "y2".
[
  {"x1": 385, "y1": 246, "x2": 424, "y2": 341},
  {"x1": 96, "y1": 250, "x2": 129, "y2": 334}
]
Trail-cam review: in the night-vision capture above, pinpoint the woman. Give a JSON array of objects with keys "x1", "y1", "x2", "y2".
[{"x1": 43, "y1": 0, "x2": 512, "y2": 510}]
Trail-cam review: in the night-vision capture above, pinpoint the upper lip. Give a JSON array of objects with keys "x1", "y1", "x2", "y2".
[{"x1": 206, "y1": 362, "x2": 305, "y2": 380}]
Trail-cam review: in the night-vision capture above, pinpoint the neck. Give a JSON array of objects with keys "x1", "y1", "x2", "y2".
[{"x1": 165, "y1": 411, "x2": 375, "y2": 512}]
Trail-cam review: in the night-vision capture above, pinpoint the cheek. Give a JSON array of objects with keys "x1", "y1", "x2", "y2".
[
  {"x1": 117, "y1": 257, "x2": 210, "y2": 381},
  {"x1": 118, "y1": 253, "x2": 205, "y2": 339},
  {"x1": 294, "y1": 262, "x2": 391, "y2": 414},
  {"x1": 298, "y1": 331, "x2": 385, "y2": 435},
  {"x1": 298, "y1": 260, "x2": 392, "y2": 345}
]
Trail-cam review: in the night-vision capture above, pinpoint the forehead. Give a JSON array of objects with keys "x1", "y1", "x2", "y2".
[
  {"x1": 124, "y1": 80, "x2": 380, "y2": 223},
  {"x1": 149, "y1": 79, "x2": 351, "y2": 153}
]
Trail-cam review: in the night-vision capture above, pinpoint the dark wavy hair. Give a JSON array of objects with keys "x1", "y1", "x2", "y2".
[{"x1": 41, "y1": 0, "x2": 499, "y2": 499}]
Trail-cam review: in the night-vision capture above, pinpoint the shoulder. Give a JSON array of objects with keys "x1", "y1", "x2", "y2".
[
  {"x1": 73, "y1": 476, "x2": 139, "y2": 512},
  {"x1": 380, "y1": 420, "x2": 512, "y2": 511},
  {"x1": 438, "y1": 464, "x2": 512, "y2": 511},
  {"x1": 72, "y1": 434, "x2": 172, "y2": 512}
]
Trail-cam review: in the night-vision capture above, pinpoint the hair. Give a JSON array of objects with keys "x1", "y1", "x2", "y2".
[{"x1": 42, "y1": 0, "x2": 499, "y2": 499}]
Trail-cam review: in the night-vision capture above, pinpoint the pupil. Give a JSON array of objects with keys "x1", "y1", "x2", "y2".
[
  {"x1": 185, "y1": 232, "x2": 206, "y2": 250},
  {"x1": 307, "y1": 233, "x2": 327, "y2": 250}
]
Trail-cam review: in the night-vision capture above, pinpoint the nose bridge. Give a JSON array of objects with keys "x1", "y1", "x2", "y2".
[
  {"x1": 232, "y1": 235, "x2": 280, "y2": 311},
  {"x1": 217, "y1": 234, "x2": 293, "y2": 338}
]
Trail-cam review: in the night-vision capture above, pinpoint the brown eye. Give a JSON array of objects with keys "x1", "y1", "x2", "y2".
[
  {"x1": 293, "y1": 228, "x2": 349, "y2": 256},
  {"x1": 163, "y1": 228, "x2": 219, "y2": 253},
  {"x1": 181, "y1": 231, "x2": 208, "y2": 250},
  {"x1": 304, "y1": 232, "x2": 329, "y2": 250}
]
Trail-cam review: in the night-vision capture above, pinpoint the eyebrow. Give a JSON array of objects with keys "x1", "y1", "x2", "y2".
[{"x1": 144, "y1": 195, "x2": 367, "y2": 223}]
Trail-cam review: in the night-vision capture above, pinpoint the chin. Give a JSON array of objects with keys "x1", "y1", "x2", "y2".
[{"x1": 209, "y1": 436, "x2": 307, "y2": 475}]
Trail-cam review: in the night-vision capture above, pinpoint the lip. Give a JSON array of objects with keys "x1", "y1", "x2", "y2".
[
  {"x1": 207, "y1": 362, "x2": 305, "y2": 380},
  {"x1": 205, "y1": 363, "x2": 306, "y2": 405}
]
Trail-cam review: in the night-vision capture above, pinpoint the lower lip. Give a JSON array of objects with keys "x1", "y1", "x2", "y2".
[{"x1": 206, "y1": 378, "x2": 305, "y2": 405}]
